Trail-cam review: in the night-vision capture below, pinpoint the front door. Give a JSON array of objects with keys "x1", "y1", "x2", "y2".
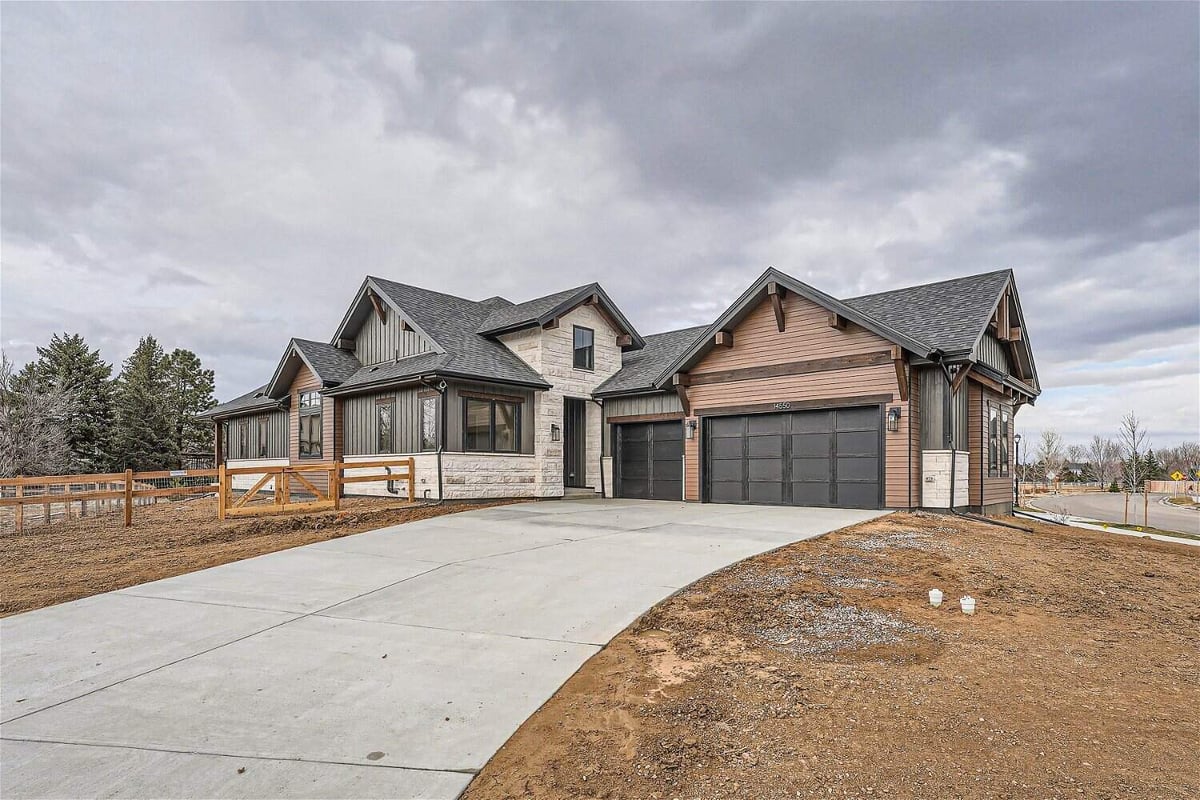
[{"x1": 563, "y1": 397, "x2": 588, "y2": 488}]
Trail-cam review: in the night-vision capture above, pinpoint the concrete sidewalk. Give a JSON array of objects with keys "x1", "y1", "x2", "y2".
[{"x1": 0, "y1": 499, "x2": 883, "y2": 799}]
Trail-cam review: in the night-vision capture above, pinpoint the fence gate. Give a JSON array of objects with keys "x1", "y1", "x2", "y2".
[{"x1": 218, "y1": 459, "x2": 415, "y2": 520}]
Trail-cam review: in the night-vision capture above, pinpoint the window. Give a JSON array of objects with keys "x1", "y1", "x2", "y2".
[
  {"x1": 463, "y1": 397, "x2": 521, "y2": 453},
  {"x1": 377, "y1": 403, "x2": 393, "y2": 453},
  {"x1": 420, "y1": 395, "x2": 438, "y2": 451},
  {"x1": 298, "y1": 391, "x2": 322, "y2": 458},
  {"x1": 987, "y1": 401, "x2": 1010, "y2": 478},
  {"x1": 236, "y1": 418, "x2": 249, "y2": 460},
  {"x1": 257, "y1": 417, "x2": 269, "y2": 458},
  {"x1": 573, "y1": 325, "x2": 594, "y2": 370}
]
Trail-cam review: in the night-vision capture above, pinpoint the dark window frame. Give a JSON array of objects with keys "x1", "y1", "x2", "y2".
[
  {"x1": 298, "y1": 390, "x2": 323, "y2": 459},
  {"x1": 420, "y1": 395, "x2": 438, "y2": 452},
  {"x1": 377, "y1": 402, "x2": 394, "y2": 454},
  {"x1": 236, "y1": 418, "x2": 249, "y2": 460},
  {"x1": 986, "y1": 400, "x2": 1010, "y2": 478},
  {"x1": 572, "y1": 325, "x2": 594, "y2": 371},
  {"x1": 462, "y1": 397, "x2": 521, "y2": 453},
  {"x1": 257, "y1": 416, "x2": 269, "y2": 458}
]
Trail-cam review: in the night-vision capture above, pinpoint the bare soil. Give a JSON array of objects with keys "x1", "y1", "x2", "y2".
[
  {"x1": 0, "y1": 496, "x2": 515, "y2": 616},
  {"x1": 464, "y1": 512, "x2": 1199, "y2": 800}
]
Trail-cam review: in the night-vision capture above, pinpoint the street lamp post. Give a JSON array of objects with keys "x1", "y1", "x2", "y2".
[{"x1": 1013, "y1": 433, "x2": 1023, "y2": 507}]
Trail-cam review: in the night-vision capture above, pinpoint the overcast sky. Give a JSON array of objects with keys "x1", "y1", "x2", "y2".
[{"x1": 2, "y1": 3, "x2": 1197, "y2": 448}]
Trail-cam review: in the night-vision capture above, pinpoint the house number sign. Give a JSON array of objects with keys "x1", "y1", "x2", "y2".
[{"x1": 773, "y1": 402, "x2": 792, "y2": 410}]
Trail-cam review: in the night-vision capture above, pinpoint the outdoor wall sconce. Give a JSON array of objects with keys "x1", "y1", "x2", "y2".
[
  {"x1": 886, "y1": 406, "x2": 902, "y2": 432},
  {"x1": 550, "y1": 423, "x2": 561, "y2": 442},
  {"x1": 685, "y1": 419, "x2": 698, "y2": 440}
]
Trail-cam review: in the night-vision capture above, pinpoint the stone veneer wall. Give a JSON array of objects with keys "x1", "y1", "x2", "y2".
[
  {"x1": 921, "y1": 450, "x2": 970, "y2": 508},
  {"x1": 342, "y1": 453, "x2": 538, "y2": 500},
  {"x1": 499, "y1": 303, "x2": 623, "y2": 498}
]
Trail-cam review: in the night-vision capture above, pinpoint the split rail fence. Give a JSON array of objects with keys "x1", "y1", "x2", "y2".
[
  {"x1": 0, "y1": 457, "x2": 416, "y2": 533},
  {"x1": 218, "y1": 458, "x2": 415, "y2": 519},
  {"x1": 0, "y1": 468, "x2": 220, "y2": 534}
]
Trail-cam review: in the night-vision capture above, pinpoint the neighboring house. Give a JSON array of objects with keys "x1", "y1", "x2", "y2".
[{"x1": 200, "y1": 267, "x2": 1039, "y2": 514}]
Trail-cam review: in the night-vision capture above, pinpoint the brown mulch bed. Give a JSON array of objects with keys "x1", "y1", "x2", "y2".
[
  {"x1": 0, "y1": 496, "x2": 516, "y2": 616},
  {"x1": 464, "y1": 512, "x2": 1199, "y2": 800}
]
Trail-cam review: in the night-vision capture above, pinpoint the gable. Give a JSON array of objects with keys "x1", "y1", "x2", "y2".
[
  {"x1": 694, "y1": 293, "x2": 895, "y2": 375},
  {"x1": 354, "y1": 301, "x2": 434, "y2": 366}
]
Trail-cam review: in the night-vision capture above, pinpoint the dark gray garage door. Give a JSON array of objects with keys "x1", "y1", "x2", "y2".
[
  {"x1": 616, "y1": 421, "x2": 684, "y2": 500},
  {"x1": 705, "y1": 406, "x2": 881, "y2": 508}
]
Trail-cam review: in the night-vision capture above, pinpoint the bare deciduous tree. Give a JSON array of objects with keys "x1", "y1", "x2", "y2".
[
  {"x1": 0, "y1": 354, "x2": 73, "y2": 477},
  {"x1": 1036, "y1": 429, "x2": 1066, "y2": 488},
  {"x1": 1085, "y1": 435, "x2": 1120, "y2": 488},
  {"x1": 1118, "y1": 411, "x2": 1148, "y2": 493}
]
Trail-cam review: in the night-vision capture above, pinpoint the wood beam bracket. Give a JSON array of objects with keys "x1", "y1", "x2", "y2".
[
  {"x1": 672, "y1": 373, "x2": 692, "y2": 416},
  {"x1": 827, "y1": 312, "x2": 846, "y2": 330},
  {"x1": 950, "y1": 363, "x2": 970, "y2": 395},
  {"x1": 891, "y1": 346, "x2": 909, "y2": 401},
  {"x1": 767, "y1": 282, "x2": 786, "y2": 332},
  {"x1": 714, "y1": 331, "x2": 733, "y2": 347},
  {"x1": 367, "y1": 290, "x2": 387, "y2": 324},
  {"x1": 615, "y1": 333, "x2": 633, "y2": 347},
  {"x1": 542, "y1": 317, "x2": 559, "y2": 331}
]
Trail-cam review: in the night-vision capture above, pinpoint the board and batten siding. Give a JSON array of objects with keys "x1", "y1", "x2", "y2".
[
  {"x1": 918, "y1": 366, "x2": 968, "y2": 451},
  {"x1": 967, "y1": 381, "x2": 1014, "y2": 510},
  {"x1": 680, "y1": 293, "x2": 911, "y2": 507},
  {"x1": 223, "y1": 409, "x2": 288, "y2": 461},
  {"x1": 975, "y1": 332, "x2": 1014, "y2": 375},
  {"x1": 601, "y1": 392, "x2": 684, "y2": 456},
  {"x1": 343, "y1": 386, "x2": 429, "y2": 455},
  {"x1": 355, "y1": 303, "x2": 433, "y2": 366}
]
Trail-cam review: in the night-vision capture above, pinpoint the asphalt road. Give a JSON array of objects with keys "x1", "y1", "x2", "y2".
[{"x1": 1031, "y1": 492, "x2": 1200, "y2": 535}]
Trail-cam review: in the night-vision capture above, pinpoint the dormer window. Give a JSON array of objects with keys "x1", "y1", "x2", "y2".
[{"x1": 573, "y1": 325, "x2": 594, "y2": 371}]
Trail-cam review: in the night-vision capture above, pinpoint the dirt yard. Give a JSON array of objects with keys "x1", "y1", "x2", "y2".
[
  {"x1": 0, "y1": 496, "x2": 515, "y2": 616},
  {"x1": 464, "y1": 512, "x2": 1199, "y2": 800}
]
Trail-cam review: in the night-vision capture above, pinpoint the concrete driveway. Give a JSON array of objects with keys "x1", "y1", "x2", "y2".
[{"x1": 1, "y1": 498, "x2": 883, "y2": 799}]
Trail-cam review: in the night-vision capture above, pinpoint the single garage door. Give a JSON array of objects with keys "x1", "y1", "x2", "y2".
[
  {"x1": 705, "y1": 406, "x2": 882, "y2": 508},
  {"x1": 615, "y1": 421, "x2": 684, "y2": 500}
]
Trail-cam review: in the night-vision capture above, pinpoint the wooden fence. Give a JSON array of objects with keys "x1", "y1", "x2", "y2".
[
  {"x1": 218, "y1": 458, "x2": 415, "y2": 519},
  {"x1": 1145, "y1": 480, "x2": 1199, "y2": 495},
  {"x1": 0, "y1": 468, "x2": 220, "y2": 533}
]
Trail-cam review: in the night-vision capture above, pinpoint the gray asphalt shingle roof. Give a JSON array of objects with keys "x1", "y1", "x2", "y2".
[
  {"x1": 354, "y1": 277, "x2": 550, "y2": 389},
  {"x1": 475, "y1": 285, "x2": 592, "y2": 334},
  {"x1": 594, "y1": 325, "x2": 708, "y2": 396},
  {"x1": 292, "y1": 338, "x2": 362, "y2": 385},
  {"x1": 841, "y1": 269, "x2": 1011, "y2": 355},
  {"x1": 198, "y1": 385, "x2": 281, "y2": 420}
]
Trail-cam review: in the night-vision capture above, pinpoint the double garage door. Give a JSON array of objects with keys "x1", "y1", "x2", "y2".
[{"x1": 705, "y1": 405, "x2": 882, "y2": 509}]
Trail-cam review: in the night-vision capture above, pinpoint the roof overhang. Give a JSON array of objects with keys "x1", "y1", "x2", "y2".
[
  {"x1": 966, "y1": 271, "x2": 1041, "y2": 393},
  {"x1": 263, "y1": 339, "x2": 342, "y2": 399},
  {"x1": 323, "y1": 369, "x2": 552, "y2": 397},
  {"x1": 329, "y1": 277, "x2": 445, "y2": 354},
  {"x1": 653, "y1": 267, "x2": 934, "y2": 390},
  {"x1": 199, "y1": 395, "x2": 289, "y2": 422},
  {"x1": 479, "y1": 283, "x2": 646, "y2": 351}
]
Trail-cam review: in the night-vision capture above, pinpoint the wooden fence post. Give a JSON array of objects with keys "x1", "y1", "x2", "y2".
[
  {"x1": 218, "y1": 464, "x2": 227, "y2": 520},
  {"x1": 331, "y1": 463, "x2": 341, "y2": 512},
  {"x1": 15, "y1": 479, "x2": 23, "y2": 534},
  {"x1": 407, "y1": 457, "x2": 414, "y2": 501},
  {"x1": 124, "y1": 469, "x2": 134, "y2": 527}
]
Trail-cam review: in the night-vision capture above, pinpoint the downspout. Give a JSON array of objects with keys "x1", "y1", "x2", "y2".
[
  {"x1": 419, "y1": 375, "x2": 447, "y2": 505},
  {"x1": 931, "y1": 349, "x2": 960, "y2": 514},
  {"x1": 588, "y1": 397, "x2": 606, "y2": 499}
]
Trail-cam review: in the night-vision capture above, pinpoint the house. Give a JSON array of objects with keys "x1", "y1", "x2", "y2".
[{"x1": 199, "y1": 267, "x2": 1040, "y2": 515}]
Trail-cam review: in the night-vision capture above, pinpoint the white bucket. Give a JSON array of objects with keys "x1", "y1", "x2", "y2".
[
  {"x1": 928, "y1": 588, "x2": 943, "y2": 607},
  {"x1": 960, "y1": 596, "x2": 976, "y2": 615}
]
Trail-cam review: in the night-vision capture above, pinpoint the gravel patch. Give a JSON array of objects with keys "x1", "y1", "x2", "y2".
[{"x1": 755, "y1": 599, "x2": 929, "y2": 656}]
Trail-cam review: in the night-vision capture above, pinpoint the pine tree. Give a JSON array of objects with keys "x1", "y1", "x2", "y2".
[
  {"x1": 113, "y1": 336, "x2": 175, "y2": 470},
  {"x1": 1144, "y1": 449, "x2": 1165, "y2": 481},
  {"x1": 163, "y1": 348, "x2": 216, "y2": 464},
  {"x1": 16, "y1": 333, "x2": 116, "y2": 472}
]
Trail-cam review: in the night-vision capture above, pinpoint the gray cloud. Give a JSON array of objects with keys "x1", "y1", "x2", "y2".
[{"x1": 1, "y1": 2, "x2": 1196, "y2": 446}]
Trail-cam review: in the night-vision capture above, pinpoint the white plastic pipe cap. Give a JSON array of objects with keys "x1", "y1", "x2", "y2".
[
  {"x1": 960, "y1": 595, "x2": 976, "y2": 615},
  {"x1": 928, "y1": 588, "x2": 943, "y2": 607}
]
